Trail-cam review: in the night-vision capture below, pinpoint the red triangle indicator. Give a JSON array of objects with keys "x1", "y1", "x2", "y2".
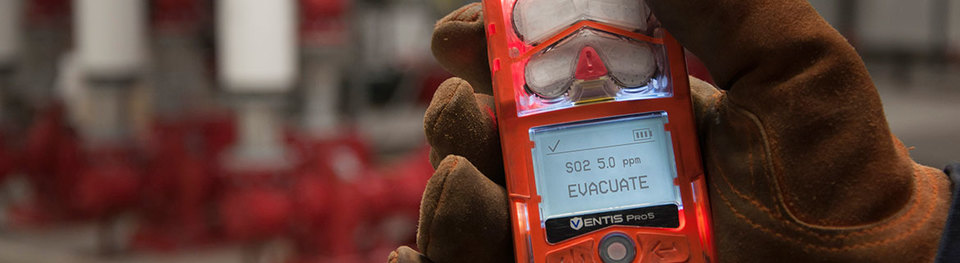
[{"x1": 574, "y1": 46, "x2": 608, "y2": 80}]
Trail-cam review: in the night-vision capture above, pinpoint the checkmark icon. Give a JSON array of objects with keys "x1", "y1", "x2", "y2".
[{"x1": 548, "y1": 140, "x2": 560, "y2": 152}]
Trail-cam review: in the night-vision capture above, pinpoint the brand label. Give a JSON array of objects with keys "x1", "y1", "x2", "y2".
[{"x1": 544, "y1": 204, "x2": 679, "y2": 243}]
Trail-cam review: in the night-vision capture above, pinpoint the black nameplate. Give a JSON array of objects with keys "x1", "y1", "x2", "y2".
[{"x1": 544, "y1": 204, "x2": 679, "y2": 243}]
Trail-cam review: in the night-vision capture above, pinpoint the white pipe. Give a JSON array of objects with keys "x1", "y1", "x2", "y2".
[
  {"x1": 74, "y1": 0, "x2": 147, "y2": 144},
  {"x1": 232, "y1": 98, "x2": 287, "y2": 165},
  {"x1": 303, "y1": 59, "x2": 340, "y2": 137},
  {"x1": 217, "y1": 0, "x2": 297, "y2": 168},
  {"x1": 0, "y1": 0, "x2": 23, "y2": 67},
  {"x1": 75, "y1": 0, "x2": 147, "y2": 79},
  {"x1": 217, "y1": 0, "x2": 297, "y2": 92},
  {"x1": 85, "y1": 83, "x2": 129, "y2": 143}
]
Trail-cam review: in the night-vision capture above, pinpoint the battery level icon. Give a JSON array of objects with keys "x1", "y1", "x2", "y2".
[{"x1": 633, "y1": 128, "x2": 654, "y2": 142}]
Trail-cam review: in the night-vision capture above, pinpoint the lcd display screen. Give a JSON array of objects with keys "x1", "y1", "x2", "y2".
[{"x1": 530, "y1": 112, "x2": 681, "y2": 222}]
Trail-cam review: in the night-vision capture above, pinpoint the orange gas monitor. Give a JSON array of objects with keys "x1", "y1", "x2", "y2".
[{"x1": 482, "y1": 0, "x2": 716, "y2": 262}]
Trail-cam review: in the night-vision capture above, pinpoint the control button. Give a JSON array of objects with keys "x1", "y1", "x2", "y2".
[
  {"x1": 606, "y1": 241, "x2": 628, "y2": 260},
  {"x1": 546, "y1": 239, "x2": 595, "y2": 263},
  {"x1": 598, "y1": 233, "x2": 636, "y2": 263},
  {"x1": 636, "y1": 233, "x2": 690, "y2": 263}
]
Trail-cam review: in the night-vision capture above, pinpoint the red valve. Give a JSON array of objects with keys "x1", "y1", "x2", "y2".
[
  {"x1": 72, "y1": 149, "x2": 140, "y2": 219},
  {"x1": 299, "y1": 0, "x2": 350, "y2": 46},
  {"x1": 11, "y1": 104, "x2": 75, "y2": 226},
  {"x1": 26, "y1": 0, "x2": 71, "y2": 26},
  {"x1": 220, "y1": 186, "x2": 293, "y2": 242},
  {"x1": 0, "y1": 129, "x2": 21, "y2": 187},
  {"x1": 215, "y1": 117, "x2": 297, "y2": 244},
  {"x1": 132, "y1": 119, "x2": 219, "y2": 251},
  {"x1": 301, "y1": 0, "x2": 346, "y2": 18},
  {"x1": 151, "y1": 0, "x2": 205, "y2": 32}
]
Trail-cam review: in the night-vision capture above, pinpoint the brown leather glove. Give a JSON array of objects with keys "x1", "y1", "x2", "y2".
[{"x1": 388, "y1": 0, "x2": 952, "y2": 262}]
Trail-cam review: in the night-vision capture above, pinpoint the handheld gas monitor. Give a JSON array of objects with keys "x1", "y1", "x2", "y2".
[{"x1": 481, "y1": 0, "x2": 716, "y2": 262}]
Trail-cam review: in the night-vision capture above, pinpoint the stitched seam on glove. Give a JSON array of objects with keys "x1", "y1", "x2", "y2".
[
  {"x1": 718, "y1": 102, "x2": 931, "y2": 241},
  {"x1": 714, "y1": 163, "x2": 937, "y2": 251}
]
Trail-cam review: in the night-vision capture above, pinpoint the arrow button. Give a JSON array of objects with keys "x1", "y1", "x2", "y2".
[
  {"x1": 637, "y1": 234, "x2": 690, "y2": 263},
  {"x1": 653, "y1": 241, "x2": 680, "y2": 258}
]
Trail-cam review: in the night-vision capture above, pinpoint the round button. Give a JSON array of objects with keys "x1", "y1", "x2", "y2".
[
  {"x1": 607, "y1": 241, "x2": 628, "y2": 260},
  {"x1": 599, "y1": 233, "x2": 636, "y2": 263}
]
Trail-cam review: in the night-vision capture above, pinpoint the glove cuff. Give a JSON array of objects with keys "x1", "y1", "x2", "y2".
[{"x1": 935, "y1": 163, "x2": 960, "y2": 263}]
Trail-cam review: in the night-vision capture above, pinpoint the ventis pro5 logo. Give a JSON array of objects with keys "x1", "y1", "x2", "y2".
[{"x1": 570, "y1": 217, "x2": 583, "y2": 230}]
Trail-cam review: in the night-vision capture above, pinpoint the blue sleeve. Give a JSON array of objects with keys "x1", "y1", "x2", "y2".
[{"x1": 935, "y1": 163, "x2": 960, "y2": 263}]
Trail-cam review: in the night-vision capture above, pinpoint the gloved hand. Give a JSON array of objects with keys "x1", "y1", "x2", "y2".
[{"x1": 388, "y1": 0, "x2": 952, "y2": 262}]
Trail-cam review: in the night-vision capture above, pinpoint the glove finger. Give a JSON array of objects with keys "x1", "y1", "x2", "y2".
[
  {"x1": 424, "y1": 78, "x2": 504, "y2": 186},
  {"x1": 431, "y1": 2, "x2": 492, "y2": 94},
  {"x1": 387, "y1": 246, "x2": 433, "y2": 263},
  {"x1": 417, "y1": 155, "x2": 513, "y2": 263}
]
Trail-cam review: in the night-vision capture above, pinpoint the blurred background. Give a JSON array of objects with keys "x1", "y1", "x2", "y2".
[{"x1": 0, "y1": 0, "x2": 954, "y2": 262}]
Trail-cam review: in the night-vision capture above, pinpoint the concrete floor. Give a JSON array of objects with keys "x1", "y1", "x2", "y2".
[
  {"x1": 0, "y1": 223, "x2": 254, "y2": 263},
  {"x1": 0, "y1": 226, "x2": 250, "y2": 263}
]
